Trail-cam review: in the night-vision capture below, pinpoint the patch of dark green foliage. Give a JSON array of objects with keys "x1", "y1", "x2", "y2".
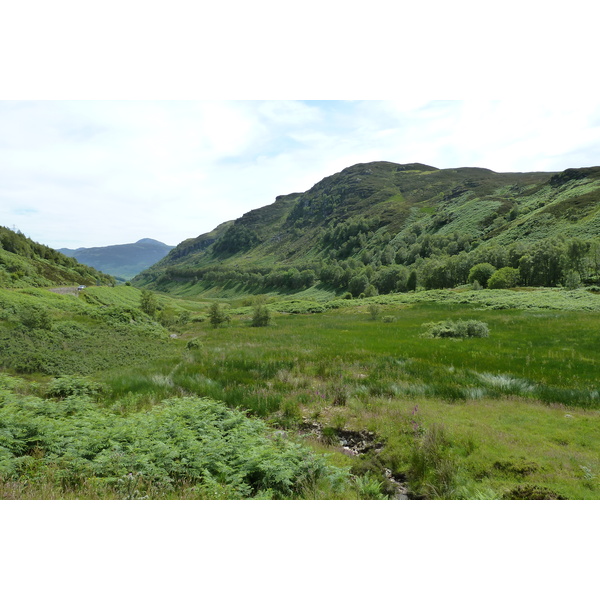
[{"x1": 0, "y1": 383, "x2": 347, "y2": 499}]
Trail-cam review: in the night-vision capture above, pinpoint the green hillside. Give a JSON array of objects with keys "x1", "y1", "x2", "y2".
[
  {"x1": 59, "y1": 238, "x2": 174, "y2": 280},
  {"x1": 2, "y1": 231, "x2": 600, "y2": 499},
  {"x1": 133, "y1": 161, "x2": 600, "y2": 297},
  {"x1": 0, "y1": 226, "x2": 114, "y2": 288}
]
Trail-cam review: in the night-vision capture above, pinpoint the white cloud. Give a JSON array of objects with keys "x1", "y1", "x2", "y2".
[{"x1": 1, "y1": 100, "x2": 599, "y2": 249}]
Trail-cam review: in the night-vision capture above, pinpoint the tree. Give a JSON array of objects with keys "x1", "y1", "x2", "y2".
[
  {"x1": 528, "y1": 238, "x2": 566, "y2": 287},
  {"x1": 364, "y1": 284, "x2": 378, "y2": 297},
  {"x1": 140, "y1": 290, "x2": 158, "y2": 317},
  {"x1": 373, "y1": 265, "x2": 408, "y2": 294},
  {"x1": 468, "y1": 263, "x2": 496, "y2": 288},
  {"x1": 208, "y1": 302, "x2": 230, "y2": 328},
  {"x1": 421, "y1": 258, "x2": 454, "y2": 290},
  {"x1": 564, "y1": 270, "x2": 581, "y2": 290},
  {"x1": 487, "y1": 267, "x2": 520, "y2": 289},
  {"x1": 348, "y1": 274, "x2": 369, "y2": 297},
  {"x1": 406, "y1": 270, "x2": 417, "y2": 291},
  {"x1": 158, "y1": 306, "x2": 177, "y2": 327},
  {"x1": 566, "y1": 238, "x2": 589, "y2": 278},
  {"x1": 588, "y1": 240, "x2": 600, "y2": 280}
]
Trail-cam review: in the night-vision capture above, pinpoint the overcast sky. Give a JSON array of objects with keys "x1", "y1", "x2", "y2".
[{"x1": 2, "y1": 99, "x2": 599, "y2": 250}]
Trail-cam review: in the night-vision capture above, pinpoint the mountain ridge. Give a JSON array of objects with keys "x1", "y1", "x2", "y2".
[
  {"x1": 59, "y1": 238, "x2": 175, "y2": 280},
  {"x1": 132, "y1": 160, "x2": 600, "y2": 296}
]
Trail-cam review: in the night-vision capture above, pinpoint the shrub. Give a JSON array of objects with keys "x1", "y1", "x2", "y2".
[
  {"x1": 368, "y1": 304, "x2": 381, "y2": 320},
  {"x1": 178, "y1": 311, "x2": 191, "y2": 325},
  {"x1": 46, "y1": 376, "x2": 104, "y2": 399},
  {"x1": 0, "y1": 392, "x2": 350, "y2": 499},
  {"x1": 186, "y1": 338, "x2": 203, "y2": 350},
  {"x1": 364, "y1": 284, "x2": 378, "y2": 298},
  {"x1": 421, "y1": 319, "x2": 489, "y2": 338},
  {"x1": 19, "y1": 306, "x2": 52, "y2": 330},
  {"x1": 353, "y1": 473, "x2": 386, "y2": 500},
  {"x1": 564, "y1": 270, "x2": 581, "y2": 290},
  {"x1": 158, "y1": 306, "x2": 177, "y2": 327},
  {"x1": 251, "y1": 304, "x2": 271, "y2": 327},
  {"x1": 408, "y1": 423, "x2": 458, "y2": 499}
]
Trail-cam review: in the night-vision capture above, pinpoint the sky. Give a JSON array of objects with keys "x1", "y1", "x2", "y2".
[{"x1": 2, "y1": 99, "x2": 600, "y2": 250}]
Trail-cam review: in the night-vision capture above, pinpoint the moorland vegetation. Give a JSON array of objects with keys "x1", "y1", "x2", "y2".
[{"x1": 2, "y1": 161, "x2": 600, "y2": 500}]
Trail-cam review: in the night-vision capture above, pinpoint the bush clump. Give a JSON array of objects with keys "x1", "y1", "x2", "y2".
[
  {"x1": 502, "y1": 484, "x2": 567, "y2": 500},
  {"x1": 19, "y1": 305, "x2": 53, "y2": 330},
  {"x1": 251, "y1": 303, "x2": 271, "y2": 327},
  {"x1": 421, "y1": 319, "x2": 489, "y2": 339},
  {"x1": 0, "y1": 390, "x2": 349, "y2": 499},
  {"x1": 46, "y1": 376, "x2": 105, "y2": 400},
  {"x1": 186, "y1": 338, "x2": 203, "y2": 350}
]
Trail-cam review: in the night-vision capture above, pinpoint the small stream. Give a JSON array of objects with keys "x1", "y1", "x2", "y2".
[{"x1": 298, "y1": 419, "x2": 410, "y2": 500}]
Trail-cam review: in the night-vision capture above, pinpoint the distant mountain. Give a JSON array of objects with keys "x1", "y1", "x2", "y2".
[
  {"x1": 132, "y1": 161, "x2": 600, "y2": 296},
  {"x1": 0, "y1": 226, "x2": 114, "y2": 288},
  {"x1": 59, "y1": 238, "x2": 175, "y2": 280}
]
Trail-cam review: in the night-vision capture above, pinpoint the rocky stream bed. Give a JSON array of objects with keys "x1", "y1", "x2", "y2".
[{"x1": 298, "y1": 419, "x2": 410, "y2": 500}]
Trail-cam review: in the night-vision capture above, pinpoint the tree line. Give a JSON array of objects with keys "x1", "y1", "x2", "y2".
[{"x1": 150, "y1": 230, "x2": 600, "y2": 297}]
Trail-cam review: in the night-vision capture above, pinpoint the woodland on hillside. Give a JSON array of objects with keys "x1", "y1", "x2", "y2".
[{"x1": 134, "y1": 163, "x2": 600, "y2": 299}]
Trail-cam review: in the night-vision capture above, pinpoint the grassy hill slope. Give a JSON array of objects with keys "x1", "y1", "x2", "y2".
[
  {"x1": 133, "y1": 161, "x2": 600, "y2": 297},
  {"x1": 0, "y1": 226, "x2": 114, "y2": 288}
]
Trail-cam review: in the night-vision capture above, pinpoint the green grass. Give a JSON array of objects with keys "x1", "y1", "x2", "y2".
[
  {"x1": 2, "y1": 284, "x2": 600, "y2": 499},
  {"x1": 155, "y1": 300, "x2": 600, "y2": 498}
]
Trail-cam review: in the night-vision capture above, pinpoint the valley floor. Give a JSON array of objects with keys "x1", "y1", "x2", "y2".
[{"x1": 1, "y1": 285, "x2": 599, "y2": 499}]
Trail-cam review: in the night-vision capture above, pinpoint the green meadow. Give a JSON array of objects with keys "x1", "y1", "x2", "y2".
[{"x1": 1, "y1": 285, "x2": 599, "y2": 499}]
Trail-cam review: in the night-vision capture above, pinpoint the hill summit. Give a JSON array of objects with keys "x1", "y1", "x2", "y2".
[
  {"x1": 59, "y1": 238, "x2": 174, "y2": 280},
  {"x1": 133, "y1": 161, "x2": 600, "y2": 296}
]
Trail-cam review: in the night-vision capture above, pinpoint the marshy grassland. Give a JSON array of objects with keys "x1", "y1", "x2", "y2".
[{"x1": 1, "y1": 285, "x2": 599, "y2": 499}]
